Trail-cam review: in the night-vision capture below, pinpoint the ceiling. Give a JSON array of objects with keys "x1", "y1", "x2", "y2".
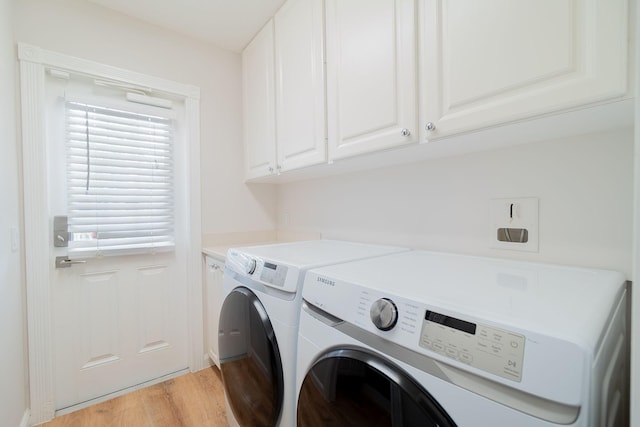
[{"x1": 87, "y1": 0, "x2": 287, "y2": 52}]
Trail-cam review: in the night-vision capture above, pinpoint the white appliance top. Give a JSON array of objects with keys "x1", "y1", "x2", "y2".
[
  {"x1": 226, "y1": 240, "x2": 408, "y2": 293},
  {"x1": 302, "y1": 250, "x2": 626, "y2": 407},
  {"x1": 303, "y1": 250, "x2": 625, "y2": 348}
]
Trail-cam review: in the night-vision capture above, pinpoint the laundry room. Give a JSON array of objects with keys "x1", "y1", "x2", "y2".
[{"x1": 1, "y1": 0, "x2": 638, "y2": 426}]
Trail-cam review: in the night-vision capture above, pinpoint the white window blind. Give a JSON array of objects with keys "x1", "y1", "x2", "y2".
[{"x1": 65, "y1": 100, "x2": 175, "y2": 256}]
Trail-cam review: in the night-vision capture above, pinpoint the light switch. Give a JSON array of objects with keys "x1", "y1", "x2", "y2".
[{"x1": 490, "y1": 198, "x2": 539, "y2": 252}]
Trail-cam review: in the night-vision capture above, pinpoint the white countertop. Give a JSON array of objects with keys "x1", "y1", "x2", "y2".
[
  {"x1": 201, "y1": 230, "x2": 322, "y2": 263},
  {"x1": 202, "y1": 242, "x2": 278, "y2": 261}
]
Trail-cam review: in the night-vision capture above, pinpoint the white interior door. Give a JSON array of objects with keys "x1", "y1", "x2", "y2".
[
  {"x1": 51, "y1": 255, "x2": 188, "y2": 410},
  {"x1": 45, "y1": 74, "x2": 189, "y2": 411}
]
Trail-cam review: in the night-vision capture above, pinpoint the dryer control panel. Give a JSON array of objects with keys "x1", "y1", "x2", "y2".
[
  {"x1": 419, "y1": 310, "x2": 525, "y2": 382},
  {"x1": 226, "y1": 249, "x2": 294, "y2": 291},
  {"x1": 259, "y1": 261, "x2": 288, "y2": 287}
]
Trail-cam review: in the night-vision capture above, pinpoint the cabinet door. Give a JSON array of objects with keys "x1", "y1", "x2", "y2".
[
  {"x1": 205, "y1": 257, "x2": 225, "y2": 368},
  {"x1": 275, "y1": 0, "x2": 326, "y2": 172},
  {"x1": 326, "y1": 0, "x2": 418, "y2": 160},
  {"x1": 243, "y1": 20, "x2": 277, "y2": 179},
  {"x1": 420, "y1": 0, "x2": 629, "y2": 139}
]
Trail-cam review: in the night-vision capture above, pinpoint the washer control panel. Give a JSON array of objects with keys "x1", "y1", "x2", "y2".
[{"x1": 419, "y1": 310, "x2": 525, "y2": 382}]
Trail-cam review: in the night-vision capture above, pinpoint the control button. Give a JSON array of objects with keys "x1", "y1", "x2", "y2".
[
  {"x1": 432, "y1": 342, "x2": 445, "y2": 352},
  {"x1": 445, "y1": 347, "x2": 458, "y2": 359},
  {"x1": 460, "y1": 353, "x2": 473, "y2": 364},
  {"x1": 370, "y1": 298, "x2": 398, "y2": 331},
  {"x1": 510, "y1": 341, "x2": 519, "y2": 349}
]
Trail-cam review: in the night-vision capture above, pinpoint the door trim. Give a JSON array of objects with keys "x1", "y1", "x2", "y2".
[{"x1": 18, "y1": 43, "x2": 203, "y2": 425}]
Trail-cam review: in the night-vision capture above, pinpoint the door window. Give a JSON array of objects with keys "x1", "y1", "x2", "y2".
[{"x1": 65, "y1": 100, "x2": 175, "y2": 256}]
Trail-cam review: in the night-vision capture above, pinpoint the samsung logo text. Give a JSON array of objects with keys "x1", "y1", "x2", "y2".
[{"x1": 316, "y1": 277, "x2": 335, "y2": 286}]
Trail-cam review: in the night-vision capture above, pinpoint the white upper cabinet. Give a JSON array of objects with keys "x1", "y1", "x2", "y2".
[
  {"x1": 275, "y1": 0, "x2": 326, "y2": 173},
  {"x1": 243, "y1": 20, "x2": 276, "y2": 180},
  {"x1": 243, "y1": 0, "x2": 326, "y2": 180},
  {"x1": 326, "y1": 0, "x2": 418, "y2": 160},
  {"x1": 243, "y1": 0, "x2": 630, "y2": 181},
  {"x1": 420, "y1": 0, "x2": 629, "y2": 140}
]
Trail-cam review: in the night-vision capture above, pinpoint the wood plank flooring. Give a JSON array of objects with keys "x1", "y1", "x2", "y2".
[{"x1": 40, "y1": 367, "x2": 229, "y2": 427}]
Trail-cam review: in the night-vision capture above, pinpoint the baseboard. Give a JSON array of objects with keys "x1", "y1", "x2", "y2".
[{"x1": 20, "y1": 409, "x2": 30, "y2": 427}]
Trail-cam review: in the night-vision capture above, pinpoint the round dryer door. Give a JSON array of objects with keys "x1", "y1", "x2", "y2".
[
  {"x1": 219, "y1": 287, "x2": 284, "y2": 427},
  {"x1": 297, "y1": 348, "x2": 457, "y2": 427}
]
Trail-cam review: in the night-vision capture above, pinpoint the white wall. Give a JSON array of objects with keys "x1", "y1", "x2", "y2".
[
  {"x1": 0, "y1": 0, "x2": 29, "y2": 426},
  {"x1": 13, "y1": 0, "x2": 277, "y2": 237},
  {"x1": 278, "y1": 129, "x2": 634, "y2": 277}
]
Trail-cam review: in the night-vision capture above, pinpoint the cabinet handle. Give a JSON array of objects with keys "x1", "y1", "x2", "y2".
[
  {"x1": 401, "y1": 128, "x2": 411, "y2": 137},
  {"x1": 268, "y1": 166, "x2": 274, "y2": 173},
  {"x1": 425, "y1": 122, "x2": 436, "y2": 131}
]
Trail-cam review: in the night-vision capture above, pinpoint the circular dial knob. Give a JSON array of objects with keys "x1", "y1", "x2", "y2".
[
  {"x1": 245, "y1": 258, "x2": 257, "y2": 275},
  {"x1": 370, "y1": 298, "x2": 398, "y2": 331}
]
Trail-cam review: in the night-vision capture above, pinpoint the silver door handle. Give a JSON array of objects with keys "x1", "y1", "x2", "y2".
[{"x1": 55, "y1": 256, "x2": 87, "y2": 269}]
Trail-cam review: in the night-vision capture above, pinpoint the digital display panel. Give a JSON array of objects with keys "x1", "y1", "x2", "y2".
[
  {"x1": 264, "y1": 262, "x2": 277, "y2": 270},
  {"x1": 425, "y1": 310, "x2": 476, "y2": 335}
]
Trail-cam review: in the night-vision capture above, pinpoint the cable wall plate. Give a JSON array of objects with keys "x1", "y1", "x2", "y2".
[{"x1": 490, "y1": 198, "x2": 539, "y2": 252}]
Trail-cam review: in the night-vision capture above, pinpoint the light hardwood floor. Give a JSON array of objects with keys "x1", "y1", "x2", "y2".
[{"x1": 40, "y1": 367, "x2": 228, "y2": 427}]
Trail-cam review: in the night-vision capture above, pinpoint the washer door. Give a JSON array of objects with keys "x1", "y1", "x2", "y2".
[
  {"x1": 219, "y1": 286, "x2": 284, "y2": 426},
  {"x1": 297, "y1": 348, "x2": 457, "y2": 427}
]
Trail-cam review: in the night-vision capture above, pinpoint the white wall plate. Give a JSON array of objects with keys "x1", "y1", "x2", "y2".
[{"x1": 490, "y1": 197, "x2": 539, "y2": 252}]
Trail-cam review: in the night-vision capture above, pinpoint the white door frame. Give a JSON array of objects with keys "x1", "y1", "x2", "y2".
[
  {"x1": 18, "y1": 43, "x2": 204, "y2": 425},
  {"x1": 631, "y1": 1, "x2": 640, "y2": 424}
]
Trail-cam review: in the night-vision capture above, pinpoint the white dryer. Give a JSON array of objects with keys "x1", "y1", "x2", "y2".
[
  {"x1": 218, "y1": 240, "x2": 408, "y2": 427},
  {"x1": 296, "y1": 251, "x2": 628, "y2": 426}
]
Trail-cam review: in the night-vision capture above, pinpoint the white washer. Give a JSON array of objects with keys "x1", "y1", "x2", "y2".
[
  {"x1": 296, "y1": 251, "x2": 628, "y2": 427},
  {"x1": 218, "y1": 240, "x2": 408, "y2": 427}
]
